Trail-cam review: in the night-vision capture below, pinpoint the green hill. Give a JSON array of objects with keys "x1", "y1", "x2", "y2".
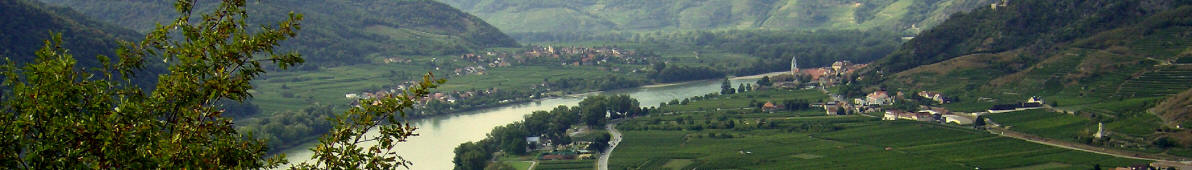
[
  {"x1": 861, "y1": 0, "x2": 1192, "y2": 155},
  {"x1": 1, "y1": 0, "x2": 140, "y2": 66},
  {"x1": 39, "y1": 0, "x2": 519, "y2": 66},
  {"x1": 439, "y1": 0, "x2": 996, "y2": 34},
  {"x1": 1, "y1": 0, "x2": 165, "y2": 87},
  {"x1": 866, "y1": 0, "x2": 1192, "y2": 104}
]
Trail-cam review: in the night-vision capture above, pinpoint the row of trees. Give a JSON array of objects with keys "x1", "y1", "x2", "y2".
[{"x1": 649, "y1": 62, "x2": 726, "y2": 83}]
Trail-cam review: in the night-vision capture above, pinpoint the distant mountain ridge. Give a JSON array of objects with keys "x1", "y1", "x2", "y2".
[
  {"x1": 438, "y1": 0, "x2": 997, "y2": 34},
  {"x1": 40, "y1": 0, "x2": 519, "y2": 66}
]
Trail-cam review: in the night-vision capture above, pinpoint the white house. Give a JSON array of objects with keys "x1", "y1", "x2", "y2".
[
  {"x1": 865, "y1": 91, "x2": 894, "y2": 105},
  {"x1": 1027, "y1": 96, "x2": 1044, "y2": 104}
]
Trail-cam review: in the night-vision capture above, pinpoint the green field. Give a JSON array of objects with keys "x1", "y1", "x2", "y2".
[
  {"x1": 535, "y1": 160, "x2": 593, "y2": 170},
  {"x1": 985, "y1": 110, "x2": 1095, "y2": 141},
  {"x1": 611, "y1": 120, "x2": 1147, "y2": 169},
  {"x1": 508, "y1": 161, "x2": 532, "y2": 170},
  {"x1": 609, "y1": 88, "x2": 1149, "y2": 169},
  {"x1": 251, "y1": 62, "x2": 649, "y2": 114}
]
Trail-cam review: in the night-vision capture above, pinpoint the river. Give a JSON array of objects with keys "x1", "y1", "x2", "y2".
[{"x1": 281, "y1": 73, "x2": 776, "y2": 169}]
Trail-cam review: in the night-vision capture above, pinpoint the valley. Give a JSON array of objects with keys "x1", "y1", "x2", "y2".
[{"x1": 2, "y1": 0, "x2": 1191, "y2": 169}]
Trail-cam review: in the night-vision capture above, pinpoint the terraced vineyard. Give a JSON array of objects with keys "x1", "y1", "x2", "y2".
[
  {"x1": 1116, "y1": 65, "x2": 1192, "y2": 98},
  {"x1": 535, "y1": 160, "x2": 593, "y2": 170}
]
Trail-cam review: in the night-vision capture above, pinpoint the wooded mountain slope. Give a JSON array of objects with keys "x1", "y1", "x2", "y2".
[
  {"x1": 866, "y1": 0, "x2": 1192, "y2": 124},
  {"x1": 40, "y1": 0, "x2": 519, "y2": 66},
  {"x1": 439, "y1": 0, "x2": 996, "y2": 34},
  {"x1": 1, "y1": 0, "x2": 139, "y2": 66}
]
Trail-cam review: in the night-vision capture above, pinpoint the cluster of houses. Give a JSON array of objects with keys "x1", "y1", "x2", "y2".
[
  {"x1": 380, "y1": 57, "x2": 412, "y2": 64},
  {"x1": 796, "y1": 61, "x2": 868, "y2": 88},
  {"x1": 526, "y1": 136, "x2": 596, "y2": 160},
  {"x1": 525, "y1": 45, "x2": 652, "y2": 66},
  {"x1": 987, "y1": 96, "x2": 1045, "y2": 113},
  {"x1": 882, "y1": 96, "x2": 1048, "y2": 125},
  {"x1": 344, "y1": 81, "x2": 513, "y2": 106},
  {"x1": 820, "y1": 90, "x2": 898, "y2": 116},
  {"x1": 453, "y1": 65, "x2": 488, "y2": 76},
  {"x1": 917, "y1": 91, "x2": 949, "y2": 104}
]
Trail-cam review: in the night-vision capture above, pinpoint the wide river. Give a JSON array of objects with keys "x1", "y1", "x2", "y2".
[{"x1": 281, "y1": 73, "x2": 774, "y2": 169}]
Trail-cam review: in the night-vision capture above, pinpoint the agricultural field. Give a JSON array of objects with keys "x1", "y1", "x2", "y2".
[
  {"x1": 984, "y1": 110, "x2": 1095, "y2": 141},
  {"x1": 251, "y1": 63, "x2": 439, "y2": 114},
  {"x1": 251, "y1": 62, "x2": 649, "y2": 114},
  {"x1": 610, "y1": 118, "x2": 1148, "y2": 169},
  {"x1": 609, "y1": 88, "x2": 1149, "y2": 169},
  {"x1": 534, "y1": 160, "x2": 593, "y2": 170}
]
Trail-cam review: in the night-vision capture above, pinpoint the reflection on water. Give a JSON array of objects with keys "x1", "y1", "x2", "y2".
[{"x1": 282, "y1": 76, "x2": 764, "y2": 169}]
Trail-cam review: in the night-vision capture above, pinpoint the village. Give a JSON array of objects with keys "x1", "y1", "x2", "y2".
[
  {"x1": 375, "y1": 45, "x2": 657, "y2": 77},
  {"x1": 756, "y1": 58, "x2": 1056, "y2": 130}
]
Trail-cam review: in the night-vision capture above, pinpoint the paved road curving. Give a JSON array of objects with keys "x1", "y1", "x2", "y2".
[{"x1": 598, "y1": 121, "x2": 623, "y2": 170}]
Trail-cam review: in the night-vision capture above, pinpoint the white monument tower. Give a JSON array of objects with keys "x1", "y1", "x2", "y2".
[
  {"x1": 1094, "y1": 122, "x2": 1106, "y2": 139},
  {"x1": 790, "y1": 56, "x2": 799, "y2": 75}
]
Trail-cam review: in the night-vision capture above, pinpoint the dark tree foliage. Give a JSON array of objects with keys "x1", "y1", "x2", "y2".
[
  {"x1": 589, "y1": 132, "x2": 611, "y2": 152},
  {"x1": 0, "y1": 0, "x2": 303, "y2": 168},
  {"x1": 650, "y1": 65, "x2": 726, "y2": 83},
  {"x1": 39, "y1": 0, "x2": 519, "y2": 66},
  {"x1": 453, "y1": 95, "x2": 642, "y2": 169}
]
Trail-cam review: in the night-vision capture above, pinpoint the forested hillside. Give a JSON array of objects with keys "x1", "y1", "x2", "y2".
[
  {"x1": 1, "y1": 0, "x2": 139, "y2": 66},
  {"x1": 861, "y1": 0, "x2": 1192, "y2": 152},
  {"x1": 865, "y1": 0, "x2": 1192, "y2": 100},
  {"x1": 1, "y1": 0, "x2": 164, "y2": 87},
  {"x1": 440, "y1": 0, "x2": 995, "y2": 36},
  {"x1": 40, "y1": 0, "x2": 519, "y2": 66}
]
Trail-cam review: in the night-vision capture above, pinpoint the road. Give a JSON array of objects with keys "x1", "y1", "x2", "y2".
[
  {"x1": 598, "y1": 121, "x2": 623, "y2": 170},
  {"x1": 988, "y1": 126, "x2": 1192, "y2": 167}
]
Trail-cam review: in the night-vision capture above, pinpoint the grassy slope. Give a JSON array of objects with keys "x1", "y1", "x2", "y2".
[{"x1": 1152, "y1": 88, "x2": 1192, "y2": 127}]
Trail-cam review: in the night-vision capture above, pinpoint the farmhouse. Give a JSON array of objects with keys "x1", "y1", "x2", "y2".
[
  {"x1": 762, "y1": 102, "x2": 779, "y2": 112},
  {"x1": 942, "y1": 115, "x2": 974, "y2": 125},
  {"x1": 884, "y1": 110, "x2": 933, "y2": 121},
  {"x1": 917, "y1": 91, "x2": 949, "y2": 104},
  {"x1": 861, "y1": 91, "x2": 895, "y2": 106}
]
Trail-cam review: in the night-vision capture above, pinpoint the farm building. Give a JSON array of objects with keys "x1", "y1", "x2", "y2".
[{"x1": 942, "y1": 115, "x2": 974, "y2": 125}]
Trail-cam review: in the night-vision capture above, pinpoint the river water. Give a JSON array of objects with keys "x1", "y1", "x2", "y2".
[{"x1": 281, "y1": 74, "x2": 771, "y2": 169}]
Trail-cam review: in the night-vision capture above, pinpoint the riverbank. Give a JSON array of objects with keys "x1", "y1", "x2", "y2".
[{"x1": 280, "y1": 75, "x2": 765, "y2": 169}]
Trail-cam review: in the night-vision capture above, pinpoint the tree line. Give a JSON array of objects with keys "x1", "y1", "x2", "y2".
[{"x1": 453, "y1": 95, "x2": 645, "y2": 170}]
